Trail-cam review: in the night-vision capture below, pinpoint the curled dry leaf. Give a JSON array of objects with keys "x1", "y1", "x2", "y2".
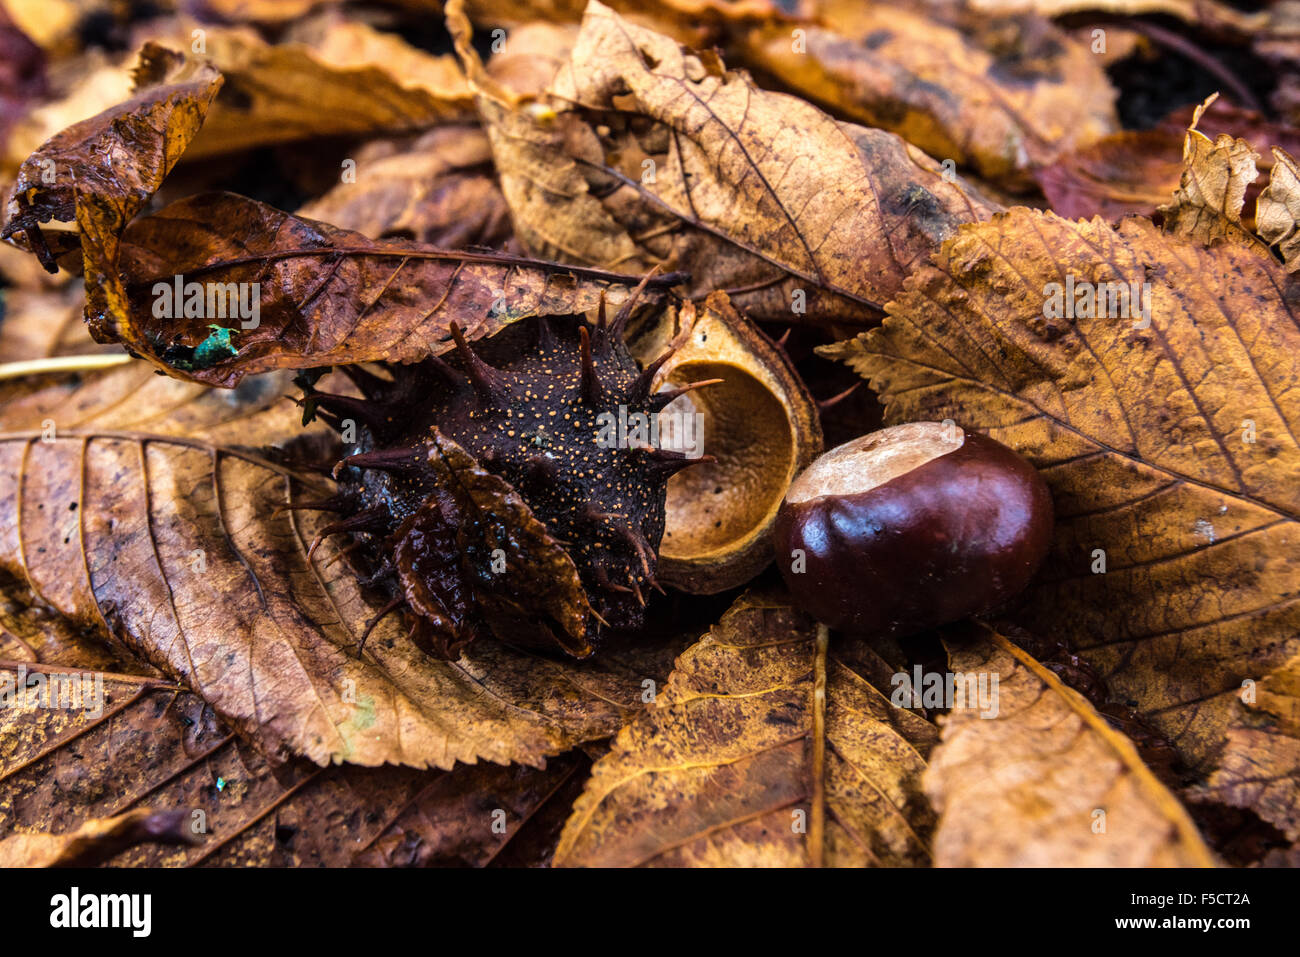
[
  {"x1": 91, "y1": 191, "x2": 680, "y2": 387},
  {"x1": 0, "y1": 429, "x2": 687, "y2": 769},
  {"x1": 451, "y1": 0, "x2": 998, "y2": 325},
  {"x1": 735, "y1": 1, "x2": 1118, "y2": 188},
  {"x1": 822, "y1": 206, "x2": 1300, "y2": 771},
  {"x1": 925, "y1": 624, "x2": 1216, "y2": 867},
  {"x1": 422, "y1": 428, "x2": 592, "y2": 659},
  {"x1": 555, "y1": 591, "x2": 937, "y2": 867},
  {"x1": 1035, "y1": 100, "x2": 1300, "y2": 222},
  {"x1": 296, "y1": 126, "x2": 513, "y2": 249},
  {"x1": 1255, "y1": 147, "x2": 1300, "y2": 271},
  {"x1": 0, "y1": 43, "x2": 222, "y2": 270},
  {"x1": 1156, "y1": 95, "x2": 1260, "y2": 245},
  {"x1": 0, "y1": 808, "x2": 194, "y2": 867},
  {"x1": 1190, "y1": 652, "x2": 1300, "y2": 849}
]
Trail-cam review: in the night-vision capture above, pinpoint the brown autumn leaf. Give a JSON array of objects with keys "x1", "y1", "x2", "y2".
[
  {"x1": 0, "y1": 658, "x2": 597, "y2": 866},
  {"x1": 84, "y1": 190, "x2": 680, "y2": 387},
  {"x1": 1255, "y1": 147, "x2": 1300, "y2": 271},
  {"x1": 1189, "y1": 652, "x2": 1300, "y2": 849},
  {"x1": 925, "y1": 623, "x2": 1217, "y2": 866},
  {"x1": 295, "y1": 126, "x2": 513, "y2": 249},
  {"x1": 822, "y1": 204, "x2": 1300, "y2": 772},
  {"x1": 0, "y1": 808, "x2": 194, "y2": 867},
  {"x1": 0, "y1": 356, "x2": 328, "y2": 671},
  {"x1": 353, "y1": 750, "x2": 592, "y2": 866},
  {"x1": 450, "y1": 0, "x2": 998, "y2": 326},
  {"x1": 0, "y1": 283, "x2": 96, "y2": 363},
  {"x1": 1157, "y1": 95, "x2": 1261, "y2": 244},
  {"x1": 733, "y1": 2, "x2": 1118, "y2": 189},
  {"x1": 1, "y1": 50, "x2": 135, "y2": 177},
  {"x1": 0, "y1": 660, "x2": 415, "y2": 865},
  {"x1": 0, "y1": 363, "x2": 322, "y2": 451},
  {"x1": 0, "y1": 42, "x2": 222, "y2": 270},
  {"x1": 554, "y1": 591, "x2": 938, "y2": 867},
  {"x1": 166, "y1": 16, "x2": 475, "y2": 160},
  {"x1": 1035, "y1": 100, "x2": 1300, "y2": 223},
  {"x1": 485, "y1": 21, "x2": 578, "y2": 98},
  {"x1": 0, "y1": 428, "x2": 689, "y2": 769}
]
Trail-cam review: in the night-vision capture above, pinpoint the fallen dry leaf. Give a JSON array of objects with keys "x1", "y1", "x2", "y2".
[
  {"x1": 0, "y1": 661, "x2": 427, "y2": 865},
  {"x1": 1035, "y1": 100, "x2": 1300, "y2": 223},
  {"x1": 452, "y1": 0, "x2": 998, "y2": 325},
  {"x1": 554, "y1": 591, "x2": 937, "y2": 866},
  {"x1": 1255, "y1": 146, "x2": 1300, "y2": 271},
  {"x1": 0, "y1": 429, "x2": 688, "y2": 769},
  {"x1": 172, "y1": 16, "x2": 475, "y2": 159},
  {"x1": 822, "y1": 206, "x2": 1300, "y2": 771},
  {"x1": 1190, "y1": 652, "x2": 1300, "y2": 851},
  {"x1": 0, "y1": 658, "x2": 600, "y2": 866},
  {"x1": 734, "y1": 2, "x2": 1118, "y2": 188},
  {"x1": 925, "y1": 624, "x2": 1217, "y2": 866},
  {"x1": 296, "y1": 126, "x2": 513, "y2": 249},
  {"x1": 1157, "y1": 96, "x2": 1260, "y2": 244},
  {"x1": 353, "y1": 750, "x2": 591, "y2": 866},
  {"x1": 88, "y1": 190, "x2": 682, "y2": 386},
  {"x1": 1, "y1": 43, "x2": 222, "y2": 270}
]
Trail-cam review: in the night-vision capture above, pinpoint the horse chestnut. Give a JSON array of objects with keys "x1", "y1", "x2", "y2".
[{"x1": 773, "y1": 422, "x2": 1052, "y2": 637}]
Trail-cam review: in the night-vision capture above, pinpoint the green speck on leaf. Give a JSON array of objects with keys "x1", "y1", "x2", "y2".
[{"x1": 193, "y1": 325, "x2": 239, "y2": 369}]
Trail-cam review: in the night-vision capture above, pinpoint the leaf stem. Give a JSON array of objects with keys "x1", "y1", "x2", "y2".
[{"x1": 0, "y1": 353, "x2": 133, "y2": 381}]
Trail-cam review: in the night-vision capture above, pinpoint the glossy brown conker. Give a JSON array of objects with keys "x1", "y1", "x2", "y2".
[{"x1": 773, "y1": 422, "x2": 1053, "y2": 637}]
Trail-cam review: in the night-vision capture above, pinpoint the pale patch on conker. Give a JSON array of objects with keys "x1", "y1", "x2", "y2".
[{"x1": 784, "y1": 421, "x2": 964, "y2": 505}]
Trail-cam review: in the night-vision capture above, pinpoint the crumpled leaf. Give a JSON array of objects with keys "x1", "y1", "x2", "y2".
[
  {"x1": 925, "y1": 623, "x2": 1217, "y2": 866},
  {"x1": 0, "y1": 42, "x2": 222, "y2": 270},
  {"x1": 555, "y1": 591, "x2": 937, "y2": 867},
  {"x1": 451, "y1": 0, "x2": 998, "y2": 325},
  {"x1": 88, "y1": 190, "x2": 680, "y2": 387},
  {"x1": 0, "y1": 429, "x2": 686, "y2": 769},
  {"x1": 424, "y1": 429, "x2": 592, "y2": 658},
  {"x1": 0, "y1": 808, "x2": 194, "y2": 867},
  {"x1": 1254, "y1": 146, "x2": 1300, "y2": 271},
  {"x1": 734, "y1": 2, "x2": 1118, "y2": 188},
  {"x1": 1157, "y1": 95, "x2": 1260, "y2": 245},
  {"x1": 296, "y1": 126, "x2": 513, "y2": 249},
  {"x1": 1190, "y1": 652, "x2": 1300, "y2": 848},
  {"x1": 1035, "y1": 99, "x2": 1300, "y2": 222},
  {"x1": 822, "y1": 206, "x2": 1300, "y2": 771}
]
